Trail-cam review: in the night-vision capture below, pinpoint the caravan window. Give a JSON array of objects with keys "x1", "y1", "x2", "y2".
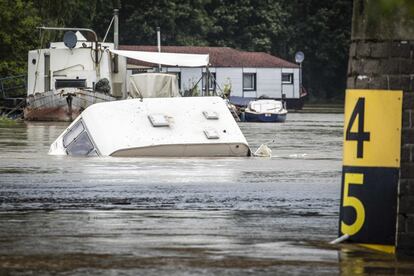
[
  {"x1": 66, "y1": 132, "x2": 95, "y2": 156},
  {"x1": 63, "y1": 119, "x2": 97, "y2": 156},
  {"x1": 63, "y1": 120, "x2": 85, "y2": 147}
]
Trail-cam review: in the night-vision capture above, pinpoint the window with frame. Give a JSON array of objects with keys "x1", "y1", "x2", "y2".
[
  {"x1": 131, "y1": 68, "x2": 150, "y2": 74},
  {"x1": 243, "y1": 73, "x2": 256, "y2": 91},
  {"x1": 282, "y1": 73, "x2": 294, "y2": 84},
  {"x1": 202, "y1": 72, "x2": 216, "y2": 91},
  {"x1": 63, "y1": 119, "x2": 98, "y2": 156}
]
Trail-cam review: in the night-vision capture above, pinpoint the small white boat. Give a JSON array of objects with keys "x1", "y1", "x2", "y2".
[
  {"x1": 49, "y1": 96, "x2": 251, "y2": 157},
  {"x1": 244, "y1": 99, "x2": 287, "y2": 122}
]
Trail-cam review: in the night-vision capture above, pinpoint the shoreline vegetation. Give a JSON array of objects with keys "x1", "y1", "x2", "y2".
[
  {"x1": 0, "y1": 115, "x2": 19, "y2": 126},
  {"x1": 0, "y1": 0, "x2": 352, "y2": 102},
  {"x1": 291, "y1": 103, "x2": 344, "y2": 114}
]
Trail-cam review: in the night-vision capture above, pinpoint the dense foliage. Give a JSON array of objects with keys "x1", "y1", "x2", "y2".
[{"x1": 0, "y1": 0, "x2": 353, "y2": 101}]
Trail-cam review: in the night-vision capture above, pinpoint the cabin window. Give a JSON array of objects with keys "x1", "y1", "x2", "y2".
[
  {"x1": 202, "y1": 72, "x2": 216, "y2": 91},
  {"x1": 243, "y1": 73, "x2": 256, "y2": 91},
  {"x1": 282, "y1": 73, "x2": 294, "y2": 84},
  {"x1": 55, "y1": 79, "x2": 87, "y2": 89},
  {"x1": 131, "y1": 68, "x2": 150, "y2": 74}
]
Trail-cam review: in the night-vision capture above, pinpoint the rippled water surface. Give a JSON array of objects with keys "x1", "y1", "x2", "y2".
[{"x1": 1, "y1": 113, "x2": 413, "y2": 275}]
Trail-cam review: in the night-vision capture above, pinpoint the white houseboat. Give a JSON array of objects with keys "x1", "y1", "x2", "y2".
[{"x1": 25, "y1": 28, "x2": 128, "y2": 121}]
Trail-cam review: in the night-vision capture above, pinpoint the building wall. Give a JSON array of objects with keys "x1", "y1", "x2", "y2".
[
  {"x1": 159, "y1": 67, "x2": 299, "y2": 99},
  {"x1": 219, "y1": 68, "x2": 243, "y2": 97},
  {"x1": 256, "y1": 68, "x2": 278, "y2": 98}
]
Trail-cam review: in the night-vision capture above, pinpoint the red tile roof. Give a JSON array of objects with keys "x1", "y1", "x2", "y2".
[{"x1": 119, "y1": 45, "x2": 299, "y2": 68}]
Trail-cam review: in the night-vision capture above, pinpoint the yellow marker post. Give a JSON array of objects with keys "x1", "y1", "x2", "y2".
[{"x1": 339, "y1": 89, "x2": 402, "y2": 253}]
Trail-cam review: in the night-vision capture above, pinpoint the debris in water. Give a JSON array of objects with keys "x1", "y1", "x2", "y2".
[{"x1": 254, "y1": 144, "x2": 272, "y2": 157}]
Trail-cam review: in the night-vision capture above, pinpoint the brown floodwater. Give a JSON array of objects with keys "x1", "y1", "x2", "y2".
[{"x1": 0, "y1": 113, "x2": 413, "y2": 275}]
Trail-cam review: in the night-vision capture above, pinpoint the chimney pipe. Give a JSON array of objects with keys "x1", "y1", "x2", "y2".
[
  {"x1": 114, "y1": 9, "x2": 119, "y2": 50},
  {"x1": 157, "y1": 27, "x2": 161, "y2": 72}
]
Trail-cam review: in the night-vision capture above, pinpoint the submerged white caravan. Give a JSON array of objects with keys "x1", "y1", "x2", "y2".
[{"x1": 49, "y1": 97, "x2": 251, "y2": 157}]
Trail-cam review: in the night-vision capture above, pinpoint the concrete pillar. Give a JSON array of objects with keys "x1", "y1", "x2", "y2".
[{"x1": 347, "y1": 0, "x2": 414, "y2": 255}]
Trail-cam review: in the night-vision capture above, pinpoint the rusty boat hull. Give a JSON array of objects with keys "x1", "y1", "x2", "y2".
[{"x1": 24, "y1": 90, "x2": 117, "y2": 122}]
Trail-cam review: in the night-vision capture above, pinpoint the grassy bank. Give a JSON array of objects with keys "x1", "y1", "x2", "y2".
[{"x1": 0, "y1": 115, "x2": 19, "y2": 126}]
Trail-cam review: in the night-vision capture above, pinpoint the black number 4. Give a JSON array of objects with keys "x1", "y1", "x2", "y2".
[{"x1": 346, "y1": 97, "x2": 371, "y2": 158}]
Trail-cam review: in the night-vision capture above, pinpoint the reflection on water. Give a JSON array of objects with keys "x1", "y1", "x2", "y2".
[{"x1": 0, "y1": 113, "x2": 413, "y2": 275}]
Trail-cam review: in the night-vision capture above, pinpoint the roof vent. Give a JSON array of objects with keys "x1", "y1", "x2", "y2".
[
  {"x1": 203, "y1": 111, "x2": 219, "y2": 120},
  {"x1": 148, "y1": 114, "x2": 170, "y2": 127},
  {"x1": 204, "y1": 128, "x2": 220, "y2": 139}
]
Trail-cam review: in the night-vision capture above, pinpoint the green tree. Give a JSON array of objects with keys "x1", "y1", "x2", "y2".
[
  {"x1": 278, "y1": 0, "x2": 353, "y2": 100},
  {"x1": 0, "y1": 0, "x2": 41, "y2": 77},
  {"x1": 206, "y1": 0, "x2": 288, "y2": 52},
  {"x1": 0, "y1": 0, "x2": 354, "y2": 102},
  {"x1": 120, "y1": 0, "x2": 213, "y2": 46}
]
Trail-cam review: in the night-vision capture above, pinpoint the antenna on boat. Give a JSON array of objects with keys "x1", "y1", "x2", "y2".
[
  {"x1": 102, "y1": 9, "x2": 120, "y2": 72},
  {"x1": 63, "y1": 31, "x2": 77, "y2": 49}
]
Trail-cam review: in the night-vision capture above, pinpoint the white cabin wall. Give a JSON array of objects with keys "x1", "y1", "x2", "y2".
[
  {"x1": 214, "y1": 68, "x2": 243, "y2": 97},
  {"x1": 166, "y1": 68, "x2": 180, "y2": 73},
  {"x1": 215, "y1": 68, "x2": 230, "y2": 95},
  {"x1": 294, "y1": 68, "x2": 300, "y2": 98},
  {"x1": 27, "y1": 43, "x2": 125, "y2": 97},
  {"x1": 281, "y1": 68, "x2": 295, "y2": 99},
  {"x1": 50, "y1": 48, "x2": 96, "y2": 89},
  {"x1": 108, "y1": 54, "x2": 127, "y2": 98},
  {"x1": 27, "y1": 50, "x2": 46, "y2": 95},
  {"x1": 256, "y1": 68, "x2": 281, "y2": 98}
]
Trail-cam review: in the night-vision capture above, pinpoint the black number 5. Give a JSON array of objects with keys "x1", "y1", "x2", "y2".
[{"x1": 346, "y1": 97, "x2": 371, "y2": 158}]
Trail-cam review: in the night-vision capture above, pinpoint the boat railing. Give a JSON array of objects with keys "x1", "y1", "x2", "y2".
[{"x1": 0, "y1": 75, "x2": 27, "y2": 100}]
